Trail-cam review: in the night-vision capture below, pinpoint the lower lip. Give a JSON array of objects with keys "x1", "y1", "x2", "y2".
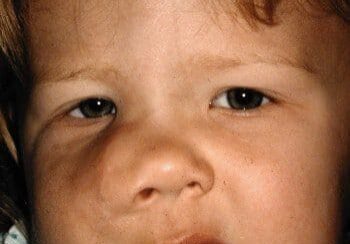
[{"x1": 177, "y1": 233, "x2": 224, "y2": 244}]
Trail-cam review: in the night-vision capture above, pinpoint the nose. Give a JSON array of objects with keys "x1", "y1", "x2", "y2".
[
  {"x1": 96, "y1": 124, "x2": 215, "y2": 212},
  {"x1": 131, "y1": 141, "x2": 214, "y2": 205}
]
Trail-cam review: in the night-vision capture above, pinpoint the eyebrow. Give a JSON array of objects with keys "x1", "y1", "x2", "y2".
[
  {"x1": 36, "y1": 65, "x2": 122, "y2": 85},
  {"x1": 186, "y1": 54, "x2": 315, "y2": 74},
  {"x1": 38, "y1": 53, "x2": 315, "y2": 85}
]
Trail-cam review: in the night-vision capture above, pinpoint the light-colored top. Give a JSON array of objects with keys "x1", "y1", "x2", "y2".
[{"x1": 0, "y1": 225, "x2": 27, "y2": 244}]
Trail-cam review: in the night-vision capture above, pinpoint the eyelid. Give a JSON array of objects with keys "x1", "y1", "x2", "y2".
[
  {"x1": 210, "y1": 87, "x2": 273, "y2": 110},
  {"x1": 67, "y1": 97, "x2": 117, "y2": 119},
  {"x1": 69, "y1": 103, "x2": 116, "y2": 119},
  {"x1": 31, "y1": 79, "x2": 118, "y2": 115}
]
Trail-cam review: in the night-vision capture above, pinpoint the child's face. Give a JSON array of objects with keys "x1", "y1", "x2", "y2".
[{"x1": 23, "y1": 1, "x2": 349, "y2": 243}]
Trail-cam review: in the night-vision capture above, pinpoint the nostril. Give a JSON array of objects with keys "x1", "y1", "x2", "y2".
[
  {"x1": 180, "y1": 181, "x2": 206, "y2": 198},
  {"x1": 186, "y1": 181, "x2": 203, "y2": 193},
  {"x1": 134, "y1": 187, "x2": 159, "y2": 205},
  {"x1": 187, "y1": 181, "x2": 198, "y2": 188},
  {"x1": 139, "y1": 187, "x2": 155, "y2": 200}
]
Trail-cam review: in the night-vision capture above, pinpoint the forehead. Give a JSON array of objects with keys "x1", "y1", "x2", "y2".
[{"x1": 26, "y1": 0, "x2": 348, "y2": 82}]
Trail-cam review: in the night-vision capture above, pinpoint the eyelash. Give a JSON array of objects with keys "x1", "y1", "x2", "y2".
[
  {"x1": 69, "y1": 98, "x2": 117, "y2": 119},
  {"x1": 68, "y1": 88, "x2": 271, "y2": 119},
  {"x1": 211, "y1": 87, "x2": 271, "y2": 111}
]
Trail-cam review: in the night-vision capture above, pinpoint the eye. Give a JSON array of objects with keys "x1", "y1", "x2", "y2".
[
  {"x1": 212, "y1": 88, "x2": 270, "y2": 111},
  {"x1": 69, "y1": 98, "x2": 116, "y2": 119}
]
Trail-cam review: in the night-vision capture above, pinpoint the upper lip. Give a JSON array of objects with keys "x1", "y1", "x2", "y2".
[{"x1": 163, "y1": 233, "x2": 225, "y2": 244}]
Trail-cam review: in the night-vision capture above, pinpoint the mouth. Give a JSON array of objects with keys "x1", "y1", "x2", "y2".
[{"x1": 164, "y1": 233, "x2": 225, "y2": 244}]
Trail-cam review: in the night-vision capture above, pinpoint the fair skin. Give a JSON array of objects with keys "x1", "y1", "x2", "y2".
[{"x1": 22, "y1": 0, "x2": 349, "y2": 243}]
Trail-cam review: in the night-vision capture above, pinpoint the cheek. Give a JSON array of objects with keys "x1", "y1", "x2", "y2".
[
  {"x1": 209, "y1": 110, "x2": 343, "y2": 241},
  {"x1": 26, "y1": 126, "x2": 118, "y2": 243}
]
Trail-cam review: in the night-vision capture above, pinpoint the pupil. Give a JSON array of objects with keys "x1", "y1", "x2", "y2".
[
  {"x1": 227, "y1": 88, "x2": 263, "y2": 110},
  {"x1": 80, "y1": 99, "x2": 114, "y2": 118}
]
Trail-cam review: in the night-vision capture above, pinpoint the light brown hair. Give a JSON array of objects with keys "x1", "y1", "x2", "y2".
[{"x1": 0, "y1": 0, "x2": 27, "y2": 234}]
